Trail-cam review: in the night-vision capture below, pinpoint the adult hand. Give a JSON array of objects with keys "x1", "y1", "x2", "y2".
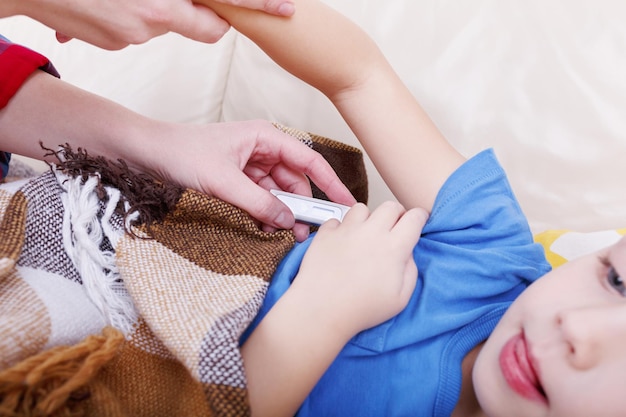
[
  {"x1": 0, "y1": 70, "x2": 349, "y2": 242},
  {"x1": 2, "y1": 0, "x2": 295, "y2": 50},
  {"x1": 148, "y1": 120, "x2": 357, "y2": 242}
]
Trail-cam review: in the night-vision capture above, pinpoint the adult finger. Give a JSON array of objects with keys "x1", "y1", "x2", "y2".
[
  {"x1": 255, "y1": 172, "x2": 311, "y2": 240},
  {"x1": 217, "y1": 0, "x2": 295, "y2": 16},
  {"x1": 259, "y1": 163, "x2": 313, "y2": 197},
  {"x1": 215, "y1": 167, "x2": 297, "y2": 231},
  {"x1": 169, "y1": 3, "x2": 232, "y2": 44},
  {"x1": 55, "y1": 32, "x2": 73, "y2": 44},
  {"x1": 54, "y1": 27, "x2": 130, "y2": 50},
  {"x1": 260, "y1": 131, "x2": 356, "y2": 207}
]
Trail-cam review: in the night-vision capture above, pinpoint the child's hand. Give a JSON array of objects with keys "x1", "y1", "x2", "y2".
[{"x1": 291, "y1": 202, "x2": 428, "y2": 338}]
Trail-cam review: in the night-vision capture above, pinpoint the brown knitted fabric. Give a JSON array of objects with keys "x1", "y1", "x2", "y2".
[
  {"x1": 273, "y1": 124, "x2": 368, "y2": 204},
  {"x1": 0, "y1": 127, "x2": 368, "y2": 416}
]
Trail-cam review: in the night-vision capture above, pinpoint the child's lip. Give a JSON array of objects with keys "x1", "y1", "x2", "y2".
[{"x1": 499, "y1": 332, "x2": 548, "y2": 405}]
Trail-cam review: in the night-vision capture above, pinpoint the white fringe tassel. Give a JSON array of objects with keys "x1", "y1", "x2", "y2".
[{"x1": 55, "y1": 167, "x2": 138, "y2": 335}]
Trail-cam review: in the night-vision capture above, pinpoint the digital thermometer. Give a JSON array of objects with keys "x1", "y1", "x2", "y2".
[{"x1": 271, "y1": 189, "x2": 352, "y2": 225}]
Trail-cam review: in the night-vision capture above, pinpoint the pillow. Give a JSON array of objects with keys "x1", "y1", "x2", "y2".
[{"x1": 534, "y1": 228, "x2": 626, "y2": 268}]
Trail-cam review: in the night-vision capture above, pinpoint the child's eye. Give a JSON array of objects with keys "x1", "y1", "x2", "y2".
[{"x1": 607, "y1": 266, "x2": 626, "y2": 296}]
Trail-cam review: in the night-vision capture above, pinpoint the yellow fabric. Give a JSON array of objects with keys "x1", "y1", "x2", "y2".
[{"x1": 534, "y1": 228, "x2": 626, "y2": 268}]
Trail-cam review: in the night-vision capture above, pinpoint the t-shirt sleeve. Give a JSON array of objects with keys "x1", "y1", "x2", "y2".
[
  {"x1": 351, "y1": 148, "x2": 552, "y2": 352},
  {"x1": 0, "y1": 35, "x2": 60, "y2": 181},
  {"x1": 420, "y1": 148, "x2": 550, "y2": 285}
]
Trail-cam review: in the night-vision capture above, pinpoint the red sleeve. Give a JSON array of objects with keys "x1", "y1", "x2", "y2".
[{"x1": 0, "y1": 39, "x2": 60, "y2": 109}]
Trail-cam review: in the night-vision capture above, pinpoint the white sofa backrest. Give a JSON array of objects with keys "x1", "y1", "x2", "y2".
[{"x1": 1, "y1": 16, "x2": 232, "y2": 124}]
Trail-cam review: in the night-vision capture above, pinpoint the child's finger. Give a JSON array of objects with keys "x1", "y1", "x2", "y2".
[
  {"x1": 339, "y1": 202, "x2": 370, "y2": 224},
  {"x1": 391, "y1": 207, "x2": 429, "y2": 247},
  {"x1": 365, "y1": 201, "x2": 408, "y2": 230},
  {"x1": 398, "y1": 259, "x2": 419, "y2": 305}
]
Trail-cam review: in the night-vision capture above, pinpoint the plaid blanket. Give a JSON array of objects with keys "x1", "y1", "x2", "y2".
[{"x1": 0, "y1": 128, "x2": 367, "y2": 417}]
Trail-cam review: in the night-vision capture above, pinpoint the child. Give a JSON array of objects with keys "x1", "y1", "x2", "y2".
[{"x1": 203, "y1": 1, "x2": 626, "y2": 417}]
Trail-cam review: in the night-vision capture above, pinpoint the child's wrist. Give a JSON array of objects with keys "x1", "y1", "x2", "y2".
[{"x1": 287, "y1": 274, "x2": 361, "y2": 343}]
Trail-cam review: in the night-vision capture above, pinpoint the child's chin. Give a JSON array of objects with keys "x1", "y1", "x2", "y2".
[{"x1": 471, "y1": 340, "x2": 505, "y2": 416}]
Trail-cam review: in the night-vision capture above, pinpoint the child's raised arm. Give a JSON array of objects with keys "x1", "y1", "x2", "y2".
[
  {"x1": 202, "y1": 0, "x2": 465, "y2": 212},
  {"x1": 197, "y1": 1, "x2": 465, "y2": 415}
]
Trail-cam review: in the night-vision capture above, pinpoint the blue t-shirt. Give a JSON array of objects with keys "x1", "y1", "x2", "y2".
[{"x1": 243, "y1": 149, "x2": 551, "y2": 416}]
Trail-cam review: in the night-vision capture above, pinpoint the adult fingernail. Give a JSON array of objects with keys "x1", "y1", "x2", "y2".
[
  {"x1": 277, "y1": 2, "x2": 295, "y2": 16},
  {"x1": 275, "y1": 211, "x2": 294, "y2": 230},
  {"x1": 55, "y1": 32, "x2": 72, "y2": 43}
]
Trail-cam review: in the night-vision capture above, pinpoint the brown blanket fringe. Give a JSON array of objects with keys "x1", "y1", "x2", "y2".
[
  {"x1": 0, "y1": 327, "x2": 124, "y2": 417},
  {"x1": 42, "y1": 143, "x2": 184, "y2": 234}
]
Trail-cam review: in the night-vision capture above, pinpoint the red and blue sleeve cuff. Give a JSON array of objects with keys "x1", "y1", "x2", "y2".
[{"x1": 0, "y1": 40, "x2": 60, "y2": 109}]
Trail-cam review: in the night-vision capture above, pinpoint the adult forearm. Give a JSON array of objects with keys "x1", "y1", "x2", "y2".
[
  {"x1": 0, "y1": 0, "x2": 17, "y2": 17},
  {"x1": 0, "y1": 70, "x2": 155, "y2": 171}
]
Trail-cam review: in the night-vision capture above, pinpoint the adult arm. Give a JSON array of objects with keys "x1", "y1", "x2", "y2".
[
  {"x1": 0, "y1": 0, "x2": 295, "y2": 50},
  {"x1": 202, "y1": 0, "x2": 466, "y2": 212},
  {"x1": 0, "y1": 69, "x2": 355, "y2": 241}
]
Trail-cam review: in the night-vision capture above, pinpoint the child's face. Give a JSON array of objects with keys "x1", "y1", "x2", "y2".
[{"x1": 473, "y1": 235, "x2": 626, "y2": 417}]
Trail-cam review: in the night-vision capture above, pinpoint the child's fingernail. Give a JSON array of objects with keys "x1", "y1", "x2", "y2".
[
  {"x1": 277, "y1": 2, "x2": 295, "y2": 16},
  {"x1": 416, "y1": 207, "x2": 429, "y2": 223}
]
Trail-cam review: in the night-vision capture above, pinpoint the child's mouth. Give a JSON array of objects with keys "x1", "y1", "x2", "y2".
[{"x1": 499, "y1": 332, "x2": 547, "y2": 404}]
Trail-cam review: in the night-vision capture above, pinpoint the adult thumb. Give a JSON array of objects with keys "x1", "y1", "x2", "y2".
[{"x1": 171, "y1": 4, "x2": 231, "y2": 44}]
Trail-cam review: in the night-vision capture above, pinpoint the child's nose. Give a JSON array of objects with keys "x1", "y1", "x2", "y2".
[{"x1": 557, "y1": 304, "x2": 626, "y2": 370}]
